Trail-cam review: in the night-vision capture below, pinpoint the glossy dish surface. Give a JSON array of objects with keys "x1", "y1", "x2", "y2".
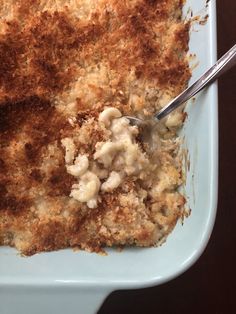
[{"x1": 0, "y1": 1, "x2": 218, "y2": 314}]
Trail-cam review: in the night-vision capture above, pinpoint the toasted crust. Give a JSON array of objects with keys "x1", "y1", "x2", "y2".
[{"x1": 0, "y1": 0, "x2": 190, "y2": 255}]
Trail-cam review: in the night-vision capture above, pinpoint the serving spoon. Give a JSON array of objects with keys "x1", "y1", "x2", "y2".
[{"x1": 126, "y1": 44, "x2": 236, "y2": 130}]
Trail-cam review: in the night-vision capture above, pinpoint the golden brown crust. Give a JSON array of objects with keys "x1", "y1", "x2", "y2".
[
  {"x1": 0, "y1": 11, "x2": 103, "y2": 102},
  {"x1": 0, "y1": 0, "x2": 190, "y2": 255}
]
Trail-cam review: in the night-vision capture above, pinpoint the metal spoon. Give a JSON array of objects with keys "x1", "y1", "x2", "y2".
[{"x1": 126, "y1": 44, "x2": 236, "y2": 128}]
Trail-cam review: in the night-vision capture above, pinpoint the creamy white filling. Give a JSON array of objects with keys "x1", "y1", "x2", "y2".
[{"x1": 62, "y1": 107, "x2": 150, "y2": 208}]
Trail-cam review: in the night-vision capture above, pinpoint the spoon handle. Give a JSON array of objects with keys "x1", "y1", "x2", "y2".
[{"x1": 156, "y1": 44, "x2": 236, "y2": 121}]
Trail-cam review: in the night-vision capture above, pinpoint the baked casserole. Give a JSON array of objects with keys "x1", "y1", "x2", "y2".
[{"x1": 0, "y1": 0, "x2": 190, "y2": 255}]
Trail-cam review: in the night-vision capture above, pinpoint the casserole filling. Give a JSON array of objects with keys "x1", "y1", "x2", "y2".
[{"x1": 0, "y1": 0, "x2": 190, "y2": 255}]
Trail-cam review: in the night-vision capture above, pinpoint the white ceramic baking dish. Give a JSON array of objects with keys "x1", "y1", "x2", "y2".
[{"x1": 0, "y1": 1, "x2": 218, "y2": 313}]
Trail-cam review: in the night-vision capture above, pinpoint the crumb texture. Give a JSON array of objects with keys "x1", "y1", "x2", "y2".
[{"x1": 0, "y1": 0, "x2": 190, "y2": 255}]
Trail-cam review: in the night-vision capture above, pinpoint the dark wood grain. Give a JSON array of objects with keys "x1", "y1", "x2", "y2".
[{"x1": 98, "y1": 1, "x2": 236, "y2": 313}]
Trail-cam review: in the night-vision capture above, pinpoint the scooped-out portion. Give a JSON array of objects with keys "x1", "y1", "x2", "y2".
[{"x1": 0, "y1": 0, "x2": 190, "y2": 255}]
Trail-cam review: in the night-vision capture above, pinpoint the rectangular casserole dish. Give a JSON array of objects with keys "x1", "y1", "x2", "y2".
[{"x1": 0, "y1": 1, "x2": 218, "y2": 313}]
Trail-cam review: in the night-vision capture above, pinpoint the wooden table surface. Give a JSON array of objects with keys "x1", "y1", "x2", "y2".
[{"x1": 98, "y1": 1, "x2": 236, "y2": 313}]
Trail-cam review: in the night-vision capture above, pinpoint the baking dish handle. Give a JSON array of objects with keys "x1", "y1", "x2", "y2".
[{"x1": 0, "y1": 285, "x2": 111, "y2": 314}]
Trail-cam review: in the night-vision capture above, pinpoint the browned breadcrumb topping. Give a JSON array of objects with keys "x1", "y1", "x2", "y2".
[{"x1": 0, "y1": 0, "x2": 190, "y2": 255}]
